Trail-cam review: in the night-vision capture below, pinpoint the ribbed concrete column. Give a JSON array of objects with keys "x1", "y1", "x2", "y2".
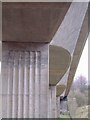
[
  {"x1": 29, "y1": 52, "x2": 35, "y2": 118},
  {"x1": 23, "y1": 52, "x2": 29, "y2": 118},
  {"x1": 48, "y1": 87, "x2": 52, "y2": 118},
  {"x1": 12, "y1": 51, "x2": 19, "y2": 118},
  {"x1": 2, "y1": 43, "x2": 49, "y2": 118},
  {"x1": 49, "y1": 86, "x2": 56, "y2": 118},
  {"x1": 40, "y1": 49, "x2": 49, "y2": 118},
  {"x1": 56, "y1": 96, "x2": 60, "y2": 117}
]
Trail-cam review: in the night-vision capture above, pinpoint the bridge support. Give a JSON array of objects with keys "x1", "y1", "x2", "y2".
[{"x1": 2, "y1": 42, "x2": 49, "y2": 118}]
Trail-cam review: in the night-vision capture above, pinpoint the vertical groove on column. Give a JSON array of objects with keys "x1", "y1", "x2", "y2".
[
  {"x1": 29, "y1": 52, "x2": 35, "y2": 118},
  {"x1": 23, "y1": 52, "x2": 29, "y2": 118},
  {"x1": 7, "y1": 51, "x2": 13, "y2": 118},
  {"x1": 12, "y1": 51, "x2": 19, "y2": 118},
  {"x1": 35, "y1": 51, "x2": 41, "y2": 118},
  {"x1": 18, "y1": 51, "x2": 24, "y2": 118}
]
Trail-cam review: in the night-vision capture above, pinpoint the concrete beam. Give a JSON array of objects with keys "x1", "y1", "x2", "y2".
[
  {"x1": 49, "y1": 45, "x2": 71, "y2": 85},
  {"x1": 2, "y1": 2, "x2": 70, "y2": 42},
  {"x1": 1, "y1": 0, "x2": 73, "y2": 2},
  {"x1": 51, "y1": 2, "x2": 88, "y2": 95},
  {"x1": 49, "y1": 86, "x2": 57, "y2": 118},
  {"x1": 65, "y1": 10, "x2": 89, "y2": 96},
  {"x1": 2, "y1": 42, "x2": 49, "y2": 118},
  {"x1": 56, "y1": 85, "x2": 66, "y2": 97}
]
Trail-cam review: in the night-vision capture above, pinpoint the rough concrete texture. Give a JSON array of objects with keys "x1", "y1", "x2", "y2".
[
  {"x1": 1, "y1": 2, "x2": 89, "y2": 118},
  {"x1": 2, "y1": 2, "x2": 70, "y2": 42},
  {"x1": 49, "y1": 45, "x2": 71, "y2": 85},
  {"x1": 56, "y1": 96, "x2": 60, "y2": 117},
  {"x1": 51, "y1": 2, "x2": 88, "y2": 95},
  {"x1": 56, "y1": 85, "x2": 66, "y2": 97},
  {"x1": 2, "y1": 42, "x2": 49, "y2": 118}
]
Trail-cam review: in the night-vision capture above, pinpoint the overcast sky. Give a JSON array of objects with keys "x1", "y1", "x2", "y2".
[{"x1": 74, "y1": 39, "x2": 88, "y2": 81}]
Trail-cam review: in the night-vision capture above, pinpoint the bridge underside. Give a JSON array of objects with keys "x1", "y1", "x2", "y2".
[{"x1": 1, "y1": 2, "x2": 89, "y2": 118}]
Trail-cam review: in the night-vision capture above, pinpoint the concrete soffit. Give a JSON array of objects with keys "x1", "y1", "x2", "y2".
[{"x1": 2, "y1": 2, "x2": 71, "y2": 42}]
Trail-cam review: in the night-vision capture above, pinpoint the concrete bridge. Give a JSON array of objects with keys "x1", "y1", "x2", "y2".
[{"x1": 0, "y1": 1, "x2": 89, "y2": 118}]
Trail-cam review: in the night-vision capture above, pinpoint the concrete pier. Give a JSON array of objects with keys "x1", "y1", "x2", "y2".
[
  {"x1": 1, "y1": 2, "x2": 89, "y2": 119},
  {"x1": 2, "y1": 42, "x2": 49, "y2": 118},
  {"x1": 49, "y1": 86, "x2": 57, "y2": 118}
]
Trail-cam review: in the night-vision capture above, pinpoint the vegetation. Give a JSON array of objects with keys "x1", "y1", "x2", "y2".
[{"x1": 60, "y1": 75, "x2": 89, "y2": 118}]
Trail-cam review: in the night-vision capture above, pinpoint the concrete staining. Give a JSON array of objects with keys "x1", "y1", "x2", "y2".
[
  {"x1": 2, "y1": 42, "x2": 49, "y2": 118},
  {"x1": 1, "y1": 2, "x2": 89, "y2": 118}
]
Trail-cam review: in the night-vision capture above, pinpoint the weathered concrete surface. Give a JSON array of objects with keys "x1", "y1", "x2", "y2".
[
  {"x1": 2, "y1": 2, "x2": 70, "y2": 42},
  {"x1": 1, "y1": 2, "x2": 71, "y2": 118},
  {"x1": 56, "y1": 85, "x2": 66, "y2": 117},
  {"x1": 1, "y1": 2, "x2": 89, "y2": 118},
  {"x1": 51, "y1": 2, "x2": 88, "y2": 95},
  {"x1": 56, "y1": 96, "x2": 60, "y2": 117},
  {"x1": 56, "y1": 85, "x2": 66, "y2": 97},
  {"x1": 1, "y1": 0, "x2": 73, "y2": 2},
  {"x1": 0, "y1": 2, "x2": 1, "y2": 42},
  {"x1": 49, "y1": 86, "x2": 57, "y2": 118},
  {"x1": 51, "y1": 2, "x2": 88, "y2": 53},
  {"x1": 0, "y1": 2, "x2": 2, "y2": 62},
  {"x1": 2, "y1": 42, "x2": 49, "y2": 118},
  {"x1": 49, "y1": 84, "x2": 66, "y2": 118},
  {"x1": 65, "y1": 10, "x2": 88, "y2": 96},
  {"x1": 49, "y1": 45, "x2": 71, "y2": 85}
]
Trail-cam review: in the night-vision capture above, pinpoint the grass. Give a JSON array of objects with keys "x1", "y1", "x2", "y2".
[
  {"x1": 58, "y1": 105, "x2": 90, "y2": 119},
  {"x1": 75, "y1": 105, "x2": 89, "y2": 118}
]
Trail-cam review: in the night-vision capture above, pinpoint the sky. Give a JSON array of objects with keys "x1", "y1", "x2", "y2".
[{"x1": 74, "y1": 39, "x2": 88, "y2": 81}]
